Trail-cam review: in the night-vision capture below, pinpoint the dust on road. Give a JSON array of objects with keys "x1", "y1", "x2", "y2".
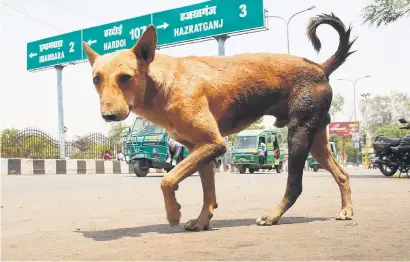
[{"x1": 1, "y1": 168, "x2": 410, "y2": 260}]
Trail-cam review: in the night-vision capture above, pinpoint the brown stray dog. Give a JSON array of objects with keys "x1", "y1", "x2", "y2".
[{"x1": 83, "y1": 13, "x2": 356, "y2": 231}]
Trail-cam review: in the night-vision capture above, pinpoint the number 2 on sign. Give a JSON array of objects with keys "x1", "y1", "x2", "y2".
[
  {"x1": 239, "y1": 4, "x2": 247, "y2": 17},
  {"x1": 69, "y1": 42, "x2": 75, "y2": 53}
]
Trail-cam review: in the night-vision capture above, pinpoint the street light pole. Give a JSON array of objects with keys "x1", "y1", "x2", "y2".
[
  {"x1": 337, "y1": 75, "x2": 372, "y2": 122},
  {"x1": 268, "y1": 6, "x2": 316, "y2": 54},
  {"x1": 360, "y1": 92, "x2": 371, "y2": 167},
  {"x1": 337, "y1": 76, "x2": 371, "y2": 166}
]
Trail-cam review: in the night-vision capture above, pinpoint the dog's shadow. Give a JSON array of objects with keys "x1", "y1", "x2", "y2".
[{"x1": 76, "y1": 216, "x2": 330, "y2": 241}]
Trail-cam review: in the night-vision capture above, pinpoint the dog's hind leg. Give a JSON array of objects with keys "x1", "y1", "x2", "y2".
[
  {"x1": 310, "y1": 127, "x2": 354, "y2": 220},
  {"x1": 256, "y1": 114, "x2": 319, "y2": 226},
  {"x1": 184, "y1": 161, "x2": 218, "y2": 231}
]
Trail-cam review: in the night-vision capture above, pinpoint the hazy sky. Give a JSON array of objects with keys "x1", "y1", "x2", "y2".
[{"x1": 1, "y1": 0, "x2": 409, "y2": 139}]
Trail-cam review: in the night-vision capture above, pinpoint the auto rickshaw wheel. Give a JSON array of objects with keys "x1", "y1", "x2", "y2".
[
  {"x1": 134, "y1": 160, "x2": 149, "y2": 177},
  {"x1": 238, "y1": 165, "x2": 246, "y2": 174}
]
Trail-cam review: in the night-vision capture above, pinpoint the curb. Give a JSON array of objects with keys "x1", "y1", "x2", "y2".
[
  {"x1": 0, "y1": 158, "x2": 163, "y2": 176},
  {"x1": 0, "y1": 158, "x2": 225, "y2": 176}
]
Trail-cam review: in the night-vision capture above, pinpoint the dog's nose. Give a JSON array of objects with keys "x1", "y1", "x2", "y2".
[{"x1": 101, "y1": 113, "x2": 118, "y2": 122}]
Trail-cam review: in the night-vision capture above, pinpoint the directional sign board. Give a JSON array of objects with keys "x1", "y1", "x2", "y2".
[
  {"x1": 27, "y1": 0, "x2": 267, "y2": 71},
  {"x1": 154, "y1": 0, "x2": 265, "y2": 47},
  {"x1": 26, "y1": 30, "x2": 82, "y2": 71},
  {"x1": 82, "y1": 15, "x2": 152, "y2": 57}
]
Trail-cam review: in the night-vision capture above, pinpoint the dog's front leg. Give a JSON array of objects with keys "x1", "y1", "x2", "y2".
[
  {"x1": 160, "y1": 139, "x2": 226, "y2": 229},
  {"x1": 184, "y1": 161, "x2": 218, "y2": 231}
]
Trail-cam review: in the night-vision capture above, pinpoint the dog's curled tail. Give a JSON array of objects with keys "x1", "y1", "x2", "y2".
[{"x1": 307, "y1": 13, "x2": 357, "y2": 78}]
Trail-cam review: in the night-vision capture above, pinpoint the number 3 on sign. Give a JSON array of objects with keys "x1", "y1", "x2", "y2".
[{"x1": 239, "y1": 4, "x2": 247, "y2": 17}]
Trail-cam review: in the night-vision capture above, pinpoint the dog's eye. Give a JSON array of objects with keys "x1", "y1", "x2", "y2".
[
  {"x1": 119, "y1": 74, "x2": 131, "y2": 83},
  {"x1": 93, "y1": 76, "x2": 100, "y2": 84}
]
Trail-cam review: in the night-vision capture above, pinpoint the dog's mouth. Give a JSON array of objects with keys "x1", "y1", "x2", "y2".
[{"x1": 125, "y1": 105, "x2": 132, "y2": 119}]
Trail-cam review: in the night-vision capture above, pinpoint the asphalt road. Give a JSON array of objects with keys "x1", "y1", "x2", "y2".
[{"x1": 1, "y1": 168, "x2": 410, "y2": 260}]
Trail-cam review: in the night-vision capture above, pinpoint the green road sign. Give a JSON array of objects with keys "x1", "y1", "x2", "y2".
[
  {"x1": 27, "y1": 0, "x2": 267, "y2": 71},
  {"x1": 27, "y1": 30, "x2": 82, "y2": 71},
  {"x1": 154, "y1": 0, "x2": 265, "y2": 47},
  {"x1": 82, "y1": 15, "x2": 152, "y2": 57}
]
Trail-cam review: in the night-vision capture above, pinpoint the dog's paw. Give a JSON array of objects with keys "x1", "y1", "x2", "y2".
[
  {"x1": 184, "y1": 218, "x2": 210, "y2": 232},
  {"x1": 255, "y1": 215, "x2": 279, "y2": 226},
  {"x1": 335, "y1": 206, "x2": 354, "y2": 220},
  {"x1": 167, "y1": 211, "x2": 181, "y2": 226}
]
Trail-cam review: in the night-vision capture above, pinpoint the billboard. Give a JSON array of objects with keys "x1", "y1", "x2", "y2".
[{"x1": 328, "y1": 122, "x2": 360, "y2": 137}]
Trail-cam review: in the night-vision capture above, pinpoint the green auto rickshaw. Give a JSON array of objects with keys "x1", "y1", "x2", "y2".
[
  {"x1": 122, "y1": 116, "x2": 224, "y2": 177},
  {"x1": 231, "y1": 129, "x2": 285, "y2": 174},
  {"x1": 307, "y1": 142, "x2": 338, "y2": 172}
]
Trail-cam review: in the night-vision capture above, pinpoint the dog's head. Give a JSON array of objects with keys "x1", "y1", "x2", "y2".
[{"x1": 82, "y1": 25, "x2": 157, "y2": 122}]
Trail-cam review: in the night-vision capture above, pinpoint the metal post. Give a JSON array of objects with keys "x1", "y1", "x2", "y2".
[
  {"x1": 268, "y1": 6, "x2": 316, "y2": 55},
  {"x1": 286, "y1": 24, "x2": 290, "y2": 55},
  {"x1": 353, "y1": 83, "x2": 357, "y2": 122},
  {"x1": 55, "y1": 65, "x2": 66, "y2": 159},
  {"x1": 215, "y1": 35, "x2": 229, "y2": 171},
  {"x1": 337, "y1": 75, "x2": 371, "y2": 167},
  {"x1": 216, "y1": 35, "x2": 228, "y2": 56}
]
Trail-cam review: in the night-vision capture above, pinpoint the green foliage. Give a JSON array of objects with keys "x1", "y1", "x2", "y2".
[
  {"x1": 246, "y1": 118, "x2": 265, "y2": 130},
  {"x1": 70, "y1": 143, "x2": 113, "y2": 159},
  {"x1": 1, "y1": 127, "x2": 117, "y2": 159},
  {"x1": 361, "y1": 0, "x2": 410, "y2": 27},
  {"x1": 364, "y1": 91, "x2": 410, "y2": 134},
  {"x1": 329, "y1": 135, "x2": 360, "y2": 163},
  {"x1": 390, "y1": 91, "x2": 410, "y2": 119},
  {"x1": 228, "y1": 118, "x2": 265, "y2": 145},
  {"x1": 71, "y1": 135, "x2": 91, "y2": 153},
  {"x1": 329, "y1": 93, "x2": 345, "y2": 118},
  {"x1": 108, "y1": 122, "x2": 127, "y2": 141},
  {"x1": 329, "y1": 135, "x2": 343, "y2": 153},
  {"x1": 373, "y1": 123, "x2": 410, "y2": 138},
  {"x1": 0, "y1": 128, "x2": 59, "y2": 158},
  {"x1": 345, "y1": 139, "x2": 358, "y2": 163},
  {"x1": 279, "y1": 127, "x2": 288, "y2": 143},
  {"x1": 367, "y1": 95, "x2": 394, "y2": 133}
]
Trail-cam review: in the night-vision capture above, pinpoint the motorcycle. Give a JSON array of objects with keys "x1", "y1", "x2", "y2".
[{"x1": 372, "y1": 118, "x2": 410, "y2": 177}]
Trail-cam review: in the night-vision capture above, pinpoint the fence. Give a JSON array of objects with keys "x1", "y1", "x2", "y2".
[{"x1": 0, "y1": 127, "x2": 121, "y2": 159}]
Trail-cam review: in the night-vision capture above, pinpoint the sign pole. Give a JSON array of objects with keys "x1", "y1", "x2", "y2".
[
  {"x1": 342, "y1": 136, "x2": 346, "y2": 166},
  {"x1": 215, "y1": 35, "x2": 229, "y2": 171},
  {"x1": 55, "y1": 65, "x2": 66, "y2": 159}
]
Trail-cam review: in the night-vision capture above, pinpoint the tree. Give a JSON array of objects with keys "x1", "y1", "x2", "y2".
[
  {"x1": 329, "y1": 135, "x2": 343, "y2": 154},
  {"x1": 108, "y1": 122, "x2": 128, "y2": 142},
  {"x1": 390, "y1": 91, "x2": 410, "y2": 119},
  {"x1": 367, "y1": 95, "x2": 394, "y2": 133},
  {"x1": 246, "y1": 118, "x2": 265, "y2": 130},
  {"x1": 329, "y1": 93, "x2": 345, "y2": 119},
  {"x1": 228, "y1": 118, "x2": 265, "y2": 145},
  {"x1": 361, "y1": 0, "x2": 410, "y2": 27},
  {"x1": 373, "y1": 123, "x2": 409, "y2": 138},
  {"x1": 279, "y1": 127, "x2": 288, "y2": 143},
  {"x1": 71, "y1": 135, "x2": 91, "y2": 153}
]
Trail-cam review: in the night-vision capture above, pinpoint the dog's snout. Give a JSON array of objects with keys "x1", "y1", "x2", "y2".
[{"x1": 101, "y1": 112, "x2": 118, "y2": 122}]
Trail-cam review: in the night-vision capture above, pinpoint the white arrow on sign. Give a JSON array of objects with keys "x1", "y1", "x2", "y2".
[
  {"x1": 87, "y1": 39, "x2": 97, "y2": 46},
  {"x1": 157, "y1": 22, "x2": 169, "y2": 30},
  {"x1": 29, "y1": 52, "x2": 37, "y2": 58}
]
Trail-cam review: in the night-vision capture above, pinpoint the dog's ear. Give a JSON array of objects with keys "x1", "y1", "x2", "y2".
[
  {"x1": 131, "y1": 25, "x2": 157, "y2": 65},
  {"x1": 82, "y1": 42, "x2": 100, "y2": 66}
]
